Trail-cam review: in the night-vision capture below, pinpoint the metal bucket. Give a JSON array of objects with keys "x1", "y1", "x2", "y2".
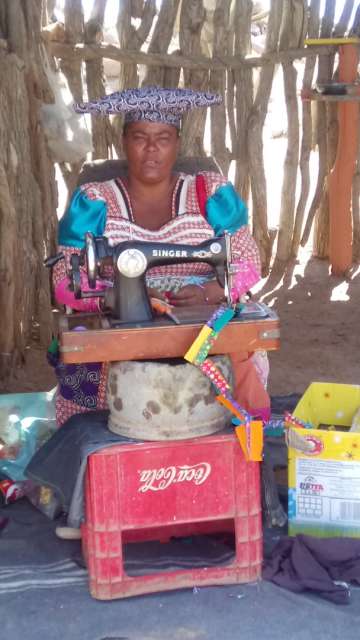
[{"x1": 107, "y1": 356, "x2": 233, "y2": 440}]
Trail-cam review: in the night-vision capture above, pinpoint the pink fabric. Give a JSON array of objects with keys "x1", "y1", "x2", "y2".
[
  {"x1": 230, "y1": 352, "x2": 271, "y2": 421},
  {"x1": 195, "y1": 173, "x2": 208, "y2": 216},
  {"x1": 54, "y1": 274, "x2": 107, "y2": 312},
  {"x1": 253, "y1": 406, "x2": 271, "y2": 423},
  {"x1": 230, "y1": 260, "x2": 260, "y2": 303}
]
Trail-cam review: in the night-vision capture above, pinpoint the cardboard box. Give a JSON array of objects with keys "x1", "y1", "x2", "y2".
[{"x1": 288, "y1": 382, "x2": 360, "y2": 537}]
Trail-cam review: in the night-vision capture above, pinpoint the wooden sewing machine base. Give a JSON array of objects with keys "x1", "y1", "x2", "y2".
[{"x1": 58, "y1": 303, "x2": 280, "y2": 364}]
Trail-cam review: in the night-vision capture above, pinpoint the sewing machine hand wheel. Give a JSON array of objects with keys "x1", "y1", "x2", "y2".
[
  {"x1": 85, "y1": 232, "x2": 97, "y2": 289},
  {"x1": 70, "y1": 253, "x2": 82, "y2": 299}
]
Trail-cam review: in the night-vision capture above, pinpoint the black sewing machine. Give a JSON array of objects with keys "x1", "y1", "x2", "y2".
[
  {"x1": 46, "y1": 232, "x2": 234, "y2": 325},
  {"x1": 45, "y1": 233, "x2": 280, "y2": 362}
]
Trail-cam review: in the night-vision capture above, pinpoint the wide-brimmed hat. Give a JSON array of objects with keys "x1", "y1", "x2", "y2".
[{"x1": 74, "y1": 86, "x2": 222, "y2": 129}]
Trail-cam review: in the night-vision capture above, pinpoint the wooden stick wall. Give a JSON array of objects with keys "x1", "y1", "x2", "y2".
[{"x1": 44, "y1": 0, "x2": 360, "y2": 276}]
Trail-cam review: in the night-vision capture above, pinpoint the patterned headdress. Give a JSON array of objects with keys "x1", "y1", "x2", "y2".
[{"x1": 74, "y1": 86, "x2": 222, "y2": 129}]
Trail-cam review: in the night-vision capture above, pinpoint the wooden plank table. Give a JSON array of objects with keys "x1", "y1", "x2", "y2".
[{"x1": 59, "y1": 303, "x2": 280, "y2": 364}]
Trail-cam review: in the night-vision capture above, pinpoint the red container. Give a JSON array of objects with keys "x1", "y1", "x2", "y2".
[{"x1": 82, "y1": 432, "x2": 262, "y2": 599}]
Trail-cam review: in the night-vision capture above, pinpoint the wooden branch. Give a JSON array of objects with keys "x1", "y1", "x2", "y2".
[
  {"x1": 0, "y1": 4, "x2": 5, "y2": 39},
  {"x1": 64, "y1": 0, "x2": 84, "y2": 42},
  {"x1": 292, "y1": 0, "x2": 320, "y2": 256},
  {"x1": 352, "y1": 136, "x2": 360, "y2": 261},
  {"x1": 46, "y1": 0, "x2": 57, "y2": 22},
  {"x1": 273, "y1": 60, "x2": 300, "y2": 267},
  {"x1": 85, "y1": 9, "x2": 111, "y2": 159},
  {"x1": 47, "y1": 40, "x2": 339, "y2": 70},
  {"x1": 313, "y1": 183, "x2": 330, "y2": 257},
  {"x1": 117, "y1": 0, "x2": 136, "y2": 89},
  {"x1": 60, "y1": 0, "x2": 84, "y2": 102},
  {"x1": 0, "y1": 28, "x2": 57, "y2": 373},
  {"x1": 317, "y1": 0, "x2": 336, "y2": 81},
  {"x1": 349, "y1": 4, "x2": 360, "y2": 37},
  {"x1": 117, "y1": 0, "x2": 132, "y2": 48},
  {"x1": 333, "y1": 0, "x2": 355, "y2": 37},
  {"x1": 144, "y1": 0, "x2": 181, "y2": 85},
  {"x1": 14, "y1": 1, "x2": 55, "y2": 104},
  {"x1": 226, "y1": 70, "x2": 236, "y2": 162},
  {"x1": 135, "y1": 0, "x2": 157, "y2": 47},
  {"x1": 301, "y1": 0, "x2": 337, "y2": 248},
  {"x1": 248, "y1": 0, "x2": 283, "y2": 274},
  {"x1": 324, "y1": 1, "x2": 358, "y2": 80},
  {"x1": 304, "y1": 92, "x2": 360, "y2": 102},
  {"x1": 0, "y1": 163, "x2": 19, "y2": 377},
  {"x1": 252, "y1": 10, "x2": 269, "y2": 23},
  {"x1": 279, "y1": 0, "x2": 307, "y2": 50},
  {"x1": 131, "y1": 0, "x2": 145, "y2": 19},
  {"x1": 180, "y1": 0, "x2": 208, "y2": 157},
  {"x1": 320, "y1": 0, "x2": 336, "y2": 38},
  {"x1": 209, "y1": 0, "x2": 232, "y2": 174},
  {"x1": 8, "y1": 0, "x2": 27, "y2": 59},
  {"x1": 273, "y1": 9, "x2": 306, "y2": 268},
  {"x1": 90, "y1": 0, "x2": 108, "y2": 25},
  {"x1": 301, "y1": 103, "x2": 328, "y2": 246},
  {"x1": 59, "y1": 161, "x2": 84, "y2": 199},
  {"x1": 163, "y1": 49, "x2": 182, "y2": 87},
  {"x1": 233, "y1": 0, "x2": 253, "y2": 198}
]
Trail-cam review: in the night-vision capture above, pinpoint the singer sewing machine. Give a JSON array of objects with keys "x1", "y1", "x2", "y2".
[
  {"x1": 46, "y1": 232, "x2": 280, "y2": 364},
  {"x1": 70, "y1": 232, "x2": 232, "y2": 324}
]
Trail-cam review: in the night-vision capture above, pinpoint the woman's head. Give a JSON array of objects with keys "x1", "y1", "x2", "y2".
[
  {"x1": 74, "y1": 86, "x2": 222, "y2": 183},
  {"x1": 122, "y1": 120, "x2": 180, "y2": 185}
]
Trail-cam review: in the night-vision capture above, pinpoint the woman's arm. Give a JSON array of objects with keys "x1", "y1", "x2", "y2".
[
  {"x1": 53, "y1": 184, "x2": 108, "y2": 311},
  {"x1": 169, "y1": 173, "x2": 261, "y2": 307}
]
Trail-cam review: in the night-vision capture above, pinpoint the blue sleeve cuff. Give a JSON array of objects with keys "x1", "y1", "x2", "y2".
[
  {"x1": 58, "y1": 188, "x2": 107, "y2": 248},
  {"x1": 206, "y1": 183, "x2": 248, "y2": 237}
]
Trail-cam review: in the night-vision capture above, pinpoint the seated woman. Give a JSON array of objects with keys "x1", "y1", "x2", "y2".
[
  {"x1": 28, "y1": 87, "x2": 276, "y2": 539},
  {"x1": 52, "y1": 86, "x2": 270, "y2": 429}
]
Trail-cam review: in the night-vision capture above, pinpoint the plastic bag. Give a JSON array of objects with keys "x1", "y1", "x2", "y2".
[
  {"x1": 40, "y1": 54, "x2": 92, "y2": 163},
  {"x1": 0, "y1": 389, "x2": 57, "y2": 482}
]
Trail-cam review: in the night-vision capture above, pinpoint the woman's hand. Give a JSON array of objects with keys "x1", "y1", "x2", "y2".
[
  {"x1": 147, "y1": 287, "x2": 166, "y2": 301},
  {"x1": 167, "y1": 281, "x2": 225, "y2": 307}
]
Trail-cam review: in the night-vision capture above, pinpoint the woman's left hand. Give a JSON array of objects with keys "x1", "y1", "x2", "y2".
[{"x1": 167, "y1": 282, "x2": 225, "y2": 307}]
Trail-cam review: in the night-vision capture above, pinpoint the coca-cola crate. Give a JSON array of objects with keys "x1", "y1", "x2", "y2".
[{"x1": 82, "y1": 432, "x2": 262, "y2": 600}]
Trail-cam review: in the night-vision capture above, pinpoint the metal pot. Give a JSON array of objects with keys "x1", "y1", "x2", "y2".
[{"x1": 107, "y1": 356, "x2": 233, "y2": 440}]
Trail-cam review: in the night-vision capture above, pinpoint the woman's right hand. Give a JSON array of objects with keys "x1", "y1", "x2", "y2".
[{"x1": 147, "y1": 287, "x2": 166, "y2": 301}]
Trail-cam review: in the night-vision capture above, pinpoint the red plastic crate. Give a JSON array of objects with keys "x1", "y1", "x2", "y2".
[{"x1": 82, "y1": 432, "x2": 262, "y2": 599}]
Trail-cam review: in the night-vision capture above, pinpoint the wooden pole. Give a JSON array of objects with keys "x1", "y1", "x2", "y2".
[
  {"x1": 328, "y1": 44, "x2": 360, "y2": 275},
  {"x1": 48, "y1": 40, "x2": 338, "y2": 70}
]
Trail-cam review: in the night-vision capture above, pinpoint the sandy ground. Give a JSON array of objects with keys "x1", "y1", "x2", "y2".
[
  {"x1": 261, "y1": 250, "x2": 360, "y2": 396},
  {"x1": 3, "y1": 247, "x2": 359, "y2": 399}
]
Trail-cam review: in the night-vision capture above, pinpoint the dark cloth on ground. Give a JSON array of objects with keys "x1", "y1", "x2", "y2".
[
  {"x1": 270, "y1": 393, "x2": 302, "y2": 415},
  {"x1": 25, "y1": 410, "x2": 136, "y2": 526},
  {"x1": 263, "y1": 534, "x2": 360, "y2": 604}
]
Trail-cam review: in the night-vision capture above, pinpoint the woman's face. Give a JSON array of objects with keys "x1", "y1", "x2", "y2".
[{"x1": 122, "y1": 121, "x2": 180, "y2": 184}]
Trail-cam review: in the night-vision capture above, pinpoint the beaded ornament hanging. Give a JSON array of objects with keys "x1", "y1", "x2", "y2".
[{"x1": 184, "y1": 304, "x2": 263, "y2": 461}]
